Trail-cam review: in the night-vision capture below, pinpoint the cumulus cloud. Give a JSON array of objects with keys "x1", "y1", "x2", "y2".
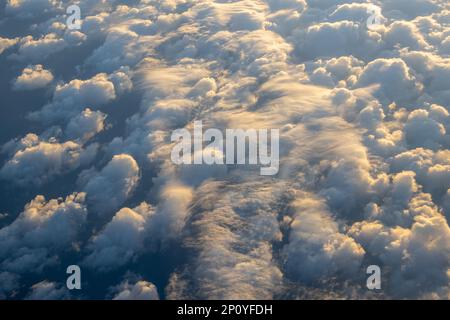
[
  {"x1": 167, "y1": 181, "x2": 284, "y2": 300},
  {"x1": 0, "y1": 37, "x2": 18, "y2": 55},
  {"x1": 65, "y1": 109, "x2": 107, "y2": 142},
  {"x1": 349, "y1": 194, "x2": 450, "y2": 298},
  {"x1": 405, "y1": 109, "x2": 446, "y2": 148},
  {"x1": 83, "y1": 203, "x2": 153, "y2": 271},
  {"x1": 81, "y1": 154, "x2": 140, "y2": 216},
  {"x1": 5, "y1": 0, "x2": 61, "y2": 19},
  {"x1": 283, "y1": 193, "x2": 365, "y2": 283},
  {"x1": 0, "y1": 193, "x2": 87, "y2": 273},
  {"x1": 294, "y1": 20, "x2": 380, "y2": 60},
  {"x1": 356, "y1": 58, "x2": 423, "y2": 103},
  {"x1": 13, "y1": 65, "x2": 54, "y2": 91},
  {"x1": 0, "y1": 0, "x2": 449, "y2": 300},
  {"x1": 112, "y1": 279, "x2": 159, "y2": 300},
  {"x1": 10, "y1": 33, "x2": 68, "y2": 62},
  {"x1": 0, "y1": 134, "x2": 98, "y2": 186},
  {"x1": 29, "y1": 73, "x2": 119, "y2": 124}
]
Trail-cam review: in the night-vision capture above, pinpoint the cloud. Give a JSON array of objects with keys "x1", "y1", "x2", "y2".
[
  {"x1": 65, "y1": 109, "x2": 107, "y2": 142},
  {"x1": 0, "y1": 193, "x2": 87, "y2": 274},
  {"x1": 384, "y1": 21, "x2": 430, "y2": 50},
  {"x1": 81, "y1": 154, "x2": 140, "y2": 216},
  {"x1": 1, "y1": 0, "x2": 449, "y2": 300},
  {"x1": 146, "y1": 183, "x2": 193, "y2": 247},
  {"x1": 283, "y1": 193, "x2": 365, "y2": 283},
  {"x1": 112, "y1": 279, "x2": 159, "y2": 300},
  {"x1": 10, "y1": 34, "x2": 68, "y2": 62},
  {"x1": 85, "y1": 27, "x2": 155, "y2": 72},
  {"x1": 356, "y1": 58, "x2": 423, "y2": 103},
  {"x1": 83, "y1": 203, "x2": 154, "y2": 271},
  {"x1": 0, "y1": 135, "x2": 98, "y2": 186},
  {"x1": 294, "y1": 20, "x2": 380, "y2": 60},
  {"x1": 404, "y1": 109, "x2": 446, "y2": 149},
  {"x1": 13, "y1": 65, "x2": 54, "y2": 91},
  {"x1": 0, "y1": 37, "x2": 18, "y2": 55},
  {"x1": 349, "y1": 193, "x2": 450, "y2": 298},
  {"x1": 5, "y1": 0, "x2": 61, "y2": 19},
  {"x1": 28, "y1": 73, "x2": 118, "y2": 124},
  {"x1": 26, "y1": 281, "x2": 69, "y2": 300},
  {"x1": 381, "y1": 0, "x2": 440, "y2": 19}
]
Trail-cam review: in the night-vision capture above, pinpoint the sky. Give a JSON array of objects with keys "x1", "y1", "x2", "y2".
[{"x1": 0, "y1": 0, "x2": 449, "y2": 300}]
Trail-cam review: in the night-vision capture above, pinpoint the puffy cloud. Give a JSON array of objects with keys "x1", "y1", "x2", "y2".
[
  {"x1": 81, "y1": 154, "x2": 140, "y2": 216},
  {"x1": 65, "y1": 109, "x2": 107, "y2": 142},
  {"x1": 0, "y1": 37, "x2": 18, "y2": 55},
  {"x1": 29, "y1": 73, "x2": 118, "y2": 124},
  {"x1": 13, "y1": 65, "x2": 54, "y2": 91},
  {"x1": 405, "y1": 109, "x2": 446, "y2": 149},
  {"x1": 389, "y1": 148, "x2": 450, "y2": 198},
  {"x1": 356, "y1": 58, "x2": 423, "y2": 103},
  {"x1": 329, "y1": 3, "x2": 385, "y2": 23},
  {"x1": 83, "y1": 203, "x2": 153, "y2": 271},
  {"x1": 85, "y1": 27, "x2": 155, "y2": 72},
  {"x1": 349, "y1": 195, "x2": 450, "y2": 298},
  {"x1": 11, "y1": 34, "x2": 68, "y2": 62},
  {"x1": 384, "y1": 21, "x2": 430, "y2": 50},
  {"x1": 5, "y1": 0, "x2": 61, "y2": 19},
  {"x1": 294, "y1": 20, "x2": 380, "y2": 60},
  {"x1": 1, "y1": 0, "x2": 450, "y2": 300},
  {"x1": 391, "y1": 171, "x2": 419, "y2": 206},
  {"x1": 283, "y1": 194, "x2": 365, "y2": 283},
  {"x1": 112, "y1": 279, "x2": 159, "y2": 300},
  {"x1": 381, "y1": 0, "x2": 440, "y2": 19},
  {"x1": 146, "y1": 183, "x2": 193, "y2": 246},
  {"x1": 0, "y1": 135, "x2": 98, "y2": 186},
  {"x1": 0, "y1": 193, "x2": 87, "y2": 273}
]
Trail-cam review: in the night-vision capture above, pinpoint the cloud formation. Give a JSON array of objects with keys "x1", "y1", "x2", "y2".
[
  {"x1": 13, "y1": 65, "x2": 54, "y2": 91},
  {"x1": 0, "y1": 0, "x2": 449, "y2": 300}
]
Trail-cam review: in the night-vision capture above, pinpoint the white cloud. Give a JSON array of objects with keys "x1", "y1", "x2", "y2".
[
  {"x1": 283, "y1": 194, "x2": 365, "y2": 283},
  {"x1": 84, "y1": 203, "x2": 153, "y2": 271},
  {"x1": 405, "y1": 109, "x2": 446, "y2": 149},
  {"x1": 5, "y1": 0, "x2": 61, "y2": 19},
  {"x1": 0, "y1": 37, "x2": 18, "y2": 55},
  {"x1": 11, "y1": 34, "x2": 68, "y2": 62},
  {"x1": 65, "y1": 109, "x2": 107, "y2": 142},
  {"x1": 0, "y1": 193, "x2": 87, "y2": 273},
  {"x1": 112, "y1": 279, "x2": 159, "y2": 300},
  {"x1": 13, "y1": 65, "x2": 54, "y2": 91},
  {"x1": 29, "y1": 73, "x2": 117, "y2": 124},
  {"x1": 81, "y1": 154, "x2": 140, "y2": 216},
  {"x1": 1, "y1": 0, "x2": 449, "y2": 300},
  {"x1": 356, "y1": 58, "x2": 423, "y2": 103},
  {"x1": 0, "y1": 136, "x2": 98, "y2": 186}
]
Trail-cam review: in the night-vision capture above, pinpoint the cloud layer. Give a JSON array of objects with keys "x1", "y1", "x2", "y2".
[{"x1": 0, "y1": 0, "x2": 449, "y2": 300}]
